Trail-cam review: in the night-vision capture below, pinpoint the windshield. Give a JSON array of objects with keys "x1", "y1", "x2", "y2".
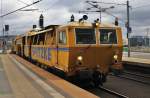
[
  {"x1": 99, "y1": 29, "x2": 117, "y2": 44},
  {"x1": 75, "y1": 28, "x2": 96, "y2": 44}
]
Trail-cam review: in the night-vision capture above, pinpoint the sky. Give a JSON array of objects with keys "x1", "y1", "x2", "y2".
[{"x1": 0, "y1": 0, "x2": 150, "y2": 38}]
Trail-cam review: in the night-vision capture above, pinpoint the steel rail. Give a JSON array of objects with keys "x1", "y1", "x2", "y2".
[
  {"x1": 110, "y1": 73, "x2": 150, "y2": 85},
  {"x1": 98, "y1": 86, "x2": 129, "y2": 98},
  {"x1": 123, "y1": 71, "x2": 150, "y2": 79}
]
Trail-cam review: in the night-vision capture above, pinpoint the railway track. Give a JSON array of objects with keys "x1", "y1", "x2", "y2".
[
  {"x1": 123, "y1": 63, "x2": 150, "y2": 74},
  {"x1": 36, "y1": 63, "x2": 130, "y2": 98},
  {"x1": 110, "y1": 70, "x2": 150, "y2": 85},
  {"x1": 123, "y1": 71, "x2": 150, "y2": 79},
  {"x1": 98, "y1": 86, "x2": 129, "y2": 98}
]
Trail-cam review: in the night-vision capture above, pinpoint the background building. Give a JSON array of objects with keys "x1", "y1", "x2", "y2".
[
  {"x1": 130, "y1": 36, "x2": 150, "y2": 47},
  {"x1": 0, "y1": 35, "x2": 16, "y2": 50}
]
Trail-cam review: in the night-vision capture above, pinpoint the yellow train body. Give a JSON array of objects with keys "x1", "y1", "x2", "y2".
[{"x1": 13, "y1": 21, "x2": 123, "y2": 86}]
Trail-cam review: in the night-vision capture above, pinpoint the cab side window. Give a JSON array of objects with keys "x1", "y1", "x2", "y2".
[{"x1": 59, "y1": 31, "x2": 67, "y2": 44}]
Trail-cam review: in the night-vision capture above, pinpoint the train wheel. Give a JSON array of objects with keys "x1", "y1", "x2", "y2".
[{"x1": 93, "y1": 71, "x2": 103, "y2": 87}]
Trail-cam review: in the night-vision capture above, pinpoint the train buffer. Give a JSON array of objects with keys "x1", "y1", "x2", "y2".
[{"x1": 0, "y1": 54, "x2": 99, "y2": 98}]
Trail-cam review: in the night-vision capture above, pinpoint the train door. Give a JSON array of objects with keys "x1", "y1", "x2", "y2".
[
  {"x1": 22, "y1": 36, "x2": 25, "y2": 57},
  {"x1": 28, "y1": 36, "x2": 32, "y2": 58},
  {"x1": 45, "y1": 29, "x2": 57, "y2": 66},
  {"x1": 57, "y1": 29, "x2": 68, "y2": 70}
]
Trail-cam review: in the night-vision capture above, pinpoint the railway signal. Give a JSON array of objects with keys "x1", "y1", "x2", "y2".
[
  {"x1": 5, "y1": 25, "x2": 9, "y2": 31},
  {"x1": 33, "y1": 25, "x2": 37, "y2": 29},
  {"x1": 39, "y1": 14, "x2": 44, "y2": 28},
  {"x1": 115, "y1": 17, "x2": 119, "y2": 26},
  {"x1": 70, "y1": 14, "x2": 75, "y2": 22}
]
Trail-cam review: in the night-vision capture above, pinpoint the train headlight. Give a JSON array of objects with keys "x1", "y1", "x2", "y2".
[
  {"x1": 113, "y1": 55, "x2": 118, "y2": 60},
  {"x1": 77, "y1": 56, "x2": 83, "y2": 61},
  {"x1": 96, "y1": 23, "x2": 99, "y2": 26},
  {"x1": 96, "y1": 65, "x2": 100, "y2": 68}
]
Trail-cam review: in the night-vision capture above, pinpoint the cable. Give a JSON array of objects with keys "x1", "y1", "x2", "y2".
[
  {"x1": 0, "y1": 0, "x2": 42, "y2": 17},
  {"x1": 132, "y1": 3, "x2": 150, "y2": 9},
  {"x1": 42, "y1": 0, "x2": 61, "y2": 12},
  {"x1": 86, "y1": 1, "x2": 126, "y2": 5},
  {"x1": 17, "y1": 0, "x2": 30, "y2": 5},
  {"x1": 104, "y1": 11, "x2": 126, "y2": 23},
  {"x1": 28, "y1": 0, "x2": 61, "y2": 14}
]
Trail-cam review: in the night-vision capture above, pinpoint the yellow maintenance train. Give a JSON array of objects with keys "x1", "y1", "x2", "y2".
[{"x1": 12, "y1": 15, "x2": 123, "y2": 86}]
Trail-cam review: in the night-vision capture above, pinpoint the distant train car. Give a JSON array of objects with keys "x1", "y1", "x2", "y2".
[
  {"x1": 13, "y1": 16, "x2": 123, "y2": 86},
  {"x1": 12, "y1": 35, "x2": 25, "y2": 56},
  {"x1": 24, "y1": 30, "x2": 36, "y2": 59}
]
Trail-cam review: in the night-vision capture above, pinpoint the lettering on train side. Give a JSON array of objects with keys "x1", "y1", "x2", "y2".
[
  {"x1": 45, "y1": 48, "x2": 48, "y2": 61},
  {"x1": 48, "y1": 48, "x2": 51, "y2": 61}
]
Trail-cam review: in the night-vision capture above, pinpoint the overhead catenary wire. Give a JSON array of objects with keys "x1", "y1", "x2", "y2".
[
  {"x1": 132, "y1": 3, "x2": 150, "y2": 10},
  {"x1": 0, "y1": 0, "x2": 60, "y2": 36},
  {"x1": 41, "y1": 0, "x2": 61, "y2": 13},
  {"x1": 86, "y1": 1, "x2": 126, "y2": 5},
  {"x1": 17, "y1": 0, "x2": 30, "y2": 5},
  {"x1": 104, "y1": 11, "x2": 126, "y2": 23},
  {"x1": 0, "y1": 0, "x2": 42, "y2": 17},
  {"x1": 83, "y1": 0, "x2": 150, "y2": 36},
  {"x1": 17, "y1": 0, "x2": 41, "y2": 12},
  {"x1": 26, "y1": 0, "x2": 61, "y2": 13},
  {"x1": 80, "y1": 1, "x2": 127, "y2": 24},
  {"x1": 80, "y1": 1, "x2": 117, "y2": 22}
]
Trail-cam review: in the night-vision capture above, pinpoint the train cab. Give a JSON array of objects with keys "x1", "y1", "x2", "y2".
[{"x1": 56, "y1": 18, "x2": 123, "y2": 85}]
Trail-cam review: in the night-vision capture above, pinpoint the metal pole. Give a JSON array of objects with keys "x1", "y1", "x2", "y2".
[
  {"x1": 99, "y1": 7, "x2": 101, "y2": 22},
  {"x1": 127, "y1": 0, "x2": 130, "y2": 57},
  {"x1": 1, "y1": 0, "x2": 4, "y2": 53},
  {"x1": 146, "y1": 28, "x2": 149, "y2": 47},
  {"x1": 3, "y1": 28, "x2": 5, "y2": 53}
]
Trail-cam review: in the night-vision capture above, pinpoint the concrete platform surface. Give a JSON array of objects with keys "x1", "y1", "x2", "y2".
[
  {"x1": 11, "y1": 54, "x2": 99, "y2": 98},
  {"x1": 0, "y1": 54, "x2": 99, "y2": 98},
  {"x1": 122, "y1": 57, "x2": 150, "y2": 67},
  {"x1": 0, "y1": 54, "x2": 65, "y2": 98},
  {"x1": 123, "y1": 52, "x2": 150, "y2": 59}
]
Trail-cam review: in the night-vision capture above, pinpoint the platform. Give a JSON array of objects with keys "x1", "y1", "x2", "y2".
[
  {"x1": 0, "y1": 54, "x2": 99, "y2": 98},
  {"x1": 122, "y1": 57, "x2": 150, "y2": 68}
]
